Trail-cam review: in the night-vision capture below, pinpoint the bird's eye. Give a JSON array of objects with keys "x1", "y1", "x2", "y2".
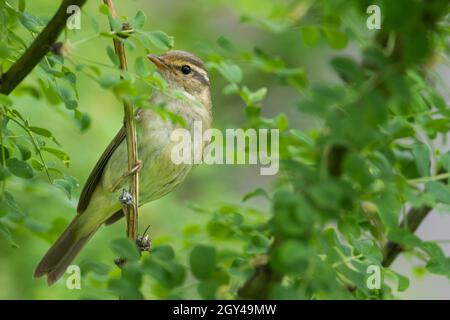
[{"x1": 181, "y1": 65, "x2": 191, "y2": 75}]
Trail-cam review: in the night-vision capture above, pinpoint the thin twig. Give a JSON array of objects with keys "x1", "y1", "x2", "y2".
[
  {"x1": 103, "y1": 0, "x2": 140, "y2": 240},
  {"x1": 408, "y1": 172, "x2": 450, "y2": 185},
  {"x1": 3, "y1": 109, "x2": 52, "y2": 182},
  {"x1": 0, "y1": 0, "x2": 87, "y2": 94}
]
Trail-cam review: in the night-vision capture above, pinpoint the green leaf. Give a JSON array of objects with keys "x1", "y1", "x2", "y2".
[
  {"x1": 439, "y1": 151, "x2": 450, "y2": 172},
  {"x1": 0, "y1": 94, "x2": 13, "y2": 106},
  {"x1": 271, "y1": 240, "x2": 311, "y2": 275},
  {"x1": 301, "y1": 26, "x2": 321, "y2": 47},
  {"x1": 20, "y1": 12, "x2": 43, "y2": 32},
  {"x1": 151, "y1": 245, "x2": 175, "y2": 261},
  {"x1": 132, "y1": 10, "x2": 147, "y2": 29},
  {"x1": 323, "y1": 28, "x2": 348, "y2": 49},
  {"x1": 429, "y1": 92, "x2": 447, "y2": 112},
  {"x1": 240, "y1": 86, "x2": 267, "y2": 105},
  {"x1": 106, "y1": 46, "x2": 120, "y2": 66},
  {"x1": 54, "y1": 177, "x2": 79, "y2": 200},
  {"x1": 134, "y1": 56, "x2": 150, "y2": 78},
  {"x1": 0, "y1": 166, "x2": 10, "y2": 180},
  {"x1": 279, "y1": 68, "x2": 308, "y2": 90},
  {"x1": 217, "y1": 36, "x2": 237, "y2": 52},
  {"x1": 247, "y1": 234, "x2": 271, "y2": 254},
  {"x1": 0, "y1": 221, "x2": 18, "y2": 247},
  {"x1": 74, "y1": 110, "x2": 91, "y2": 131},
  {"x1": 122, "y1": 262, "x2": 143, "y2": 287},
  {"x1": 374, "y1": 184, "x2": 400, "y2": 230},
  {"x1": 79, "y1": 260, "x2": 111, "y2": 276},
  {"x1": 98, "y1": 74, "x2": 120, "y2": 88},
  {"x1": 41, "y1": 147, "x2": 70, "y2": 167},
  {"x1": 108, "y1": 278, "x2": 144, "y2": 300},
  {"x1": 3, "y1": 192, "x2": 25, "y2": 219},
  {"x1": 30, "y1": 159, "x2": 44, "y2": 171},
  {"x1": 425, "y1": 181, "x2": 450, "y2": 205},
  {"x1": 352, "y1": 239, "x2": 382, "y2": 264},
  {"x1": 388, "y1": 229, "x2": 423, "y2": 249},
  {"x1": 363, "y1": 47, "x2": 389, "y2": 69},
  {"x1": 411, "y1": 143, "x2": 430, "y2": 176},
  {"x1": 207, "y1": 61, "x2": 243, "y2": 84},
  {"x1": 110, "y1": 238, "x2": 140, "y2": 261},
  {"x1": 251, "y1": 87, "x2": 267, "y2": 102},
  {"x1": 275, "y1": 113, "x2": 289, "y2": 131},
  {"x1": 0, "y1": 46, "x2": 10, "y2": 59},
  {"x1": 331, "y1": 57, "x2": 365, "y2": 84},
  {"x1": 405, "y1": 188, "x2": 435, "y2": 208},
  {"x1": 18, "y1": 0, "x2": 25, "y2": 11},
  {"x1": 189, "y1": 245, "x2": 216, "y2": 279},
  {"x1": 142, "y1": 256, "x2": 186, "y2": 289},
  {"x1": 17, "y1": 144, "x2": 31, "y2": 161},
  {"x1": 426, "y1": 257, "x2": 450, "y2": 276},
  {"x1": 0, "y1": 145, "x2": 10, "y2": 164},
  {"x1": 242, "y1": 187, "x2": 270, "y2": 202},
  {"x1": 388, "y1": 268, "x2": 413, "y2": 292},
  {"x1": 98, "y1": 3, "x2": 110, "y2": 15},
  {"x1": 139, "y1": 31, "x2": 174, "y2": 50},
  {"x1": 28, "y1": 126, "x2": 52, "y2": 137},
  {"x1": 6, "y1": 158, "x2": 34, "y2": 179},
  {"x1": 197, "y1": 280, "x2": 219, "y2": 299},
  {"x1": 272, "y1": 191, "x2": 317, "y2": 238},
  {"x1": 0, "y1": 198, "x2": 10, "y2": 217}
]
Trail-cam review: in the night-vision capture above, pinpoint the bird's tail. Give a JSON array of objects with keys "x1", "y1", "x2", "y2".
[{"x1": 34, "y1": 215, "x2": 97, "y2": 286}]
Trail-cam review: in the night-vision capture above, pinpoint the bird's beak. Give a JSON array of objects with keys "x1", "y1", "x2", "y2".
[{"x1": 147, "y1": 54, "x2": 168, "y2": 70}]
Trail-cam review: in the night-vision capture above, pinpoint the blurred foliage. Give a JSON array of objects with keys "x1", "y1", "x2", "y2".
[{"x1": 0, "y1": 0, "x2": 449, "y2": 299}]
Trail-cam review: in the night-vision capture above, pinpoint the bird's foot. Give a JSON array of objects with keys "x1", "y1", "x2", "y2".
[
  {"x1": 136, "y1": 225, "x2": 152, "y2": 252},
  {"x1": 109, "y1": 160, "x2": 142, "y2": 192},
  {"x1": 119, "y1": 189, "x2": 133, "y2": 206},
  {"x1": 136, "y1": 234, "x2": 151, "y2": 252},
  {"x1": 129, "y1": 160, "x2": 142, "y2": 175}
]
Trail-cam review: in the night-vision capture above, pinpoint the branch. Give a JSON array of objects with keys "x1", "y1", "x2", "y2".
[
  {"x1": 0, "y1": 0, "x2": 87, "y2": 95},
  {"x1": 103, "y1": 0, "x2": 139, "y2": 240},
  {"x1": 382, "y1": 205, "x2": 432, "y2": 267},
  {"x1": 382, "y1": 170, "x2": 447, "y2": 266},
  {"x1": 238, "y1": 265, "x2": 280, "y2": 299}
]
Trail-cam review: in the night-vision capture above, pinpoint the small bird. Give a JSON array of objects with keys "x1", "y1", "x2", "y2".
[{"x1": 34, "y1": 50, "x2": 212, "y2": 285}]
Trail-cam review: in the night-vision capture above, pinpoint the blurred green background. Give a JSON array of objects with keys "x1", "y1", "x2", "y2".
[{"x1": 0, "y1": 0, "x2": 449, "y2": 299}]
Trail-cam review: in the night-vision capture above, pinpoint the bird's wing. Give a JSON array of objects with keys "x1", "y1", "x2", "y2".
[{"x1": 77, "y1": 126, "x2": 126, "y2": 214}]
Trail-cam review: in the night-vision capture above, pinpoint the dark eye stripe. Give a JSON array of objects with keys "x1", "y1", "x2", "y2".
[{"x1": 192, "y1": 70, "x2": 210, "y2": 86}]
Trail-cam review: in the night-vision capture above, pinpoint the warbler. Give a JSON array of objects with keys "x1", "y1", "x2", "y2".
[{"x1": 34, "y1": 50, "x2": 213, "y2": 285}]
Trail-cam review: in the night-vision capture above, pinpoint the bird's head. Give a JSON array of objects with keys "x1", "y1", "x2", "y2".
[{"x1": 147, "y1": 50, "x2": 211, "y2": 108}]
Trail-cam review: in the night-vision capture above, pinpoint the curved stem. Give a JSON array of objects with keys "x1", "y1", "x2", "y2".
[
  {"x1": 3, "y1": 108, "x2": 52, "y2": 182},
  {"x1": 102, "y1": 0, "x2": 140, "y2": 241},
  {"x1": 408, "y1": 172, "x2": 450, "y2": 185}
]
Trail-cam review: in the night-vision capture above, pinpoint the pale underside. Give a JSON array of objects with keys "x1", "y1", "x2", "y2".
[{"x1": 75, "y1": 91, "x2": 212, "y2": 237}]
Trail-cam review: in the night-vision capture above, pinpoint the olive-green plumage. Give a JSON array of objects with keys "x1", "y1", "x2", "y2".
[{"x1": 34, "y1": 51, "x2": 212, "y2": 285}]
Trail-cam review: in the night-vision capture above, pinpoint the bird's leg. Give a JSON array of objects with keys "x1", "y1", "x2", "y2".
[
  {"x1": 136, "y1": 224, "x2": 152, "y2": 252},
  {"x1": 109, "y1": 160, "x2": 142, "y2": 193},
  {"x1": 114, "y1": 190, "x2": 142, "y2": 268}
]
